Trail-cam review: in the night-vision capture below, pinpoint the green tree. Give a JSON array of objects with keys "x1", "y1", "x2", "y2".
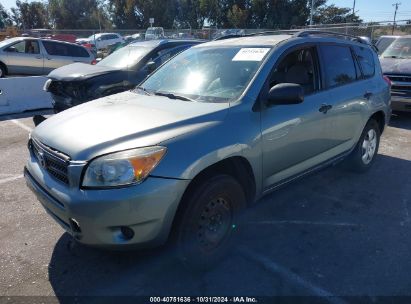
[
  {"x1": 49, "y1": 0, "x2": 111, "y2": 29},
  {"x1": 0, "y1": 4, "x2": 12, "y2": 28},
  {"x1": 108, "y1": 0, "x2": 140, "y2": 29},
  {"x1": 175, "y1": 0, "x2": 205, "y2": 29},
  {"x1": 313, "y1": 4, "x2": 362, "y2": 24},
  {"x1": 227, "y1": 4, "x2": 248, "y2": 28},
  {"x1": 108, "y1": 0, "x2": 178, "y2": 29},
  {"x1": 11, "y1": 0, "x2": 48, "y2": 29}
]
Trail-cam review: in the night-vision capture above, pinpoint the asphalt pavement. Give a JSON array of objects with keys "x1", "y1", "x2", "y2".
[{"x1": 0, "y1": 110, "x2": 410, "y2": 302}]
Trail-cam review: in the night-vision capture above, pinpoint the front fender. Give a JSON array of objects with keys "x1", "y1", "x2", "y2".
[{"x1": 151, "y1": 103, "x2": 263, "y2": 197}]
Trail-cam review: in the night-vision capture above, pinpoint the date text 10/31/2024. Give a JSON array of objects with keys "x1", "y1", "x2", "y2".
[{"x1": 150, "y1": 297, "x2": 258, "y2": 303}]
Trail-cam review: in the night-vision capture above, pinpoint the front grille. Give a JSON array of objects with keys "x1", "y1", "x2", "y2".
[
  {"x1": 30, "y1": 139, "x2": 70, "y2": 185},
  {"x1": 386, "y1": 74, "x2": 411, "y2": 93},
  {"x1": 49, "y1": 81, "x2": 88, "y2": 101}
]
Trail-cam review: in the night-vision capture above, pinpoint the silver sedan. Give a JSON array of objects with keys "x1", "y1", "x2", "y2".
[{"x1": 0, "y1": 37, "x2": 95, "y2": 77}]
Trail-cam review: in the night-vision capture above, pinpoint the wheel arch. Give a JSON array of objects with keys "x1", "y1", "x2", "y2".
[
  {"x1": 167, "y1": 155, "x2": 256, "y2": 245},
  {"x1": 181, "y1": 156, "x2": 257, "y2": 206},
  {"x1": 0, "y1": 60, "x2": 8, "y2": 76},
  {"x1": 369, "y1": 110, "x2": 386, "y2": 134}
]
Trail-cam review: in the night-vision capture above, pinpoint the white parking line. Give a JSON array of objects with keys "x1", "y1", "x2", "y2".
[
  {"x1": 0, "y1": 174, "x2": 24, "y2": 185},
  {"x1": 240, "y1": 247, "x2": 347, "y2": 304},
  {"x1": 9, "y1": 119, "x2": 33, "y2": 132},
  {"x1": 249, "y1": 220, "x2": 359, "y2": 227}
]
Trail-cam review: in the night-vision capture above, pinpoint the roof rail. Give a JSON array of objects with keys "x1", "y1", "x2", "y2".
[
  {"x1": 247, "y1": 30, "x2": 300, "y2": 36},
  {"x1": 213, "y1": 29, "x2": 376, "y2": 51},
  {"x1": 294, "y1": 30, "x2": 365, "y2": 43},
  {"x1": 213, "y1": 34, "x2": 244, "y2": 41}
]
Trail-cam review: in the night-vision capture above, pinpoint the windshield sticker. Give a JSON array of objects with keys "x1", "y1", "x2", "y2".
[{"x1": 232, "y1": 48, "x2": 270, "y2": 61}]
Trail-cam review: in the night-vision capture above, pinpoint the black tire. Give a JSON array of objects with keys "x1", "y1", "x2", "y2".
[
  {"x1": 173, "y1": 174, "x2": 246, "y2": 271},
  {"x1": 346, "y1": 119, "x2": 380, "y2": 173},
  {"x1": 0, "y1": 64, "x2": 6, "y2": 78}
]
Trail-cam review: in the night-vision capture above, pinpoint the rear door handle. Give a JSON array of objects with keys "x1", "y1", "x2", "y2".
[
  {"x1": 319, "y1": 104, "x2": 332, "y2": 114},
  {"x1": 364, "y1": 92, "x2": 373, "y2": 99}
]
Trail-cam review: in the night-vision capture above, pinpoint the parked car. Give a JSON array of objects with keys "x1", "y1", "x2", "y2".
[
  {"x1": 375, "y1": 35, "x2": 400, "y2": 55},
  {"x1": 145, "y1": 27, "x2": 165, "y2": 40},
  {"x1": 44, "y1": 39, "x2": 203, "y2": 112},
  {"x1": 213, "y1": 29, "x2": 246, "y2": 40},
  {"x1": 46, "y1": 34, "x2": 77, "y2": 43},
  {"x1": 0, "y1": 37, "x2": 95, "y2": 77},
  {"x1": 86, "y1": 33, "x2": 124, "y2": 50},
  {"x1": 25, "y1": 32, "x2": 390, "y2": 269},
  {"x1": 124, "y1": 33, "x2": 144, "y2": 42},
  {"x1": 75, "y1": 40, "x2": 97, "y2": 57},
  {"x1": 380, "y1": 35, "x2": 411, "y2": 112}
]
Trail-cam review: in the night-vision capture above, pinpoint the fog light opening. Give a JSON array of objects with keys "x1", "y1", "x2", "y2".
[
  {"x1": 69, "y1": 218, "x2": 82, "y2": 233},
  {"x1": 120, "y1": 226, "x2": 134, "y2": 240}
]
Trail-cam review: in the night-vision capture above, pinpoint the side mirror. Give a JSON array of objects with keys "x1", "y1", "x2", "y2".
[
  {"x1": 267, "y1": 83, "x2": 304, "y2": 106},
  {"x1": 146, "y1": 61, "x2": 156, "y2": 73}
]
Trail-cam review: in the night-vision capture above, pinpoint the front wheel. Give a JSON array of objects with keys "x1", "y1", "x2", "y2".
[
  {"x1": 173, "y1": 175, "x2": 246, "y2": 270},
  {"x1": 346, "y1": 119, "x2": 381, "y2": 173}
]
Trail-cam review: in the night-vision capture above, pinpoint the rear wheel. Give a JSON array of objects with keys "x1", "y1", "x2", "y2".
[
  {"x1": 174, "y1": 175, "x2": 246, "y2": 270},
  {"x1": 346, "y1": 119, "x2": 380, "y2": 172}
]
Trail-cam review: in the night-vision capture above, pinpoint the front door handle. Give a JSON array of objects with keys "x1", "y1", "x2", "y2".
[
  {"x1": 319, "y1": 104, "x2": 332, "y2": 114},
  {"x1": 364, "y1": 92, "x2": 373, "y2": 99}
]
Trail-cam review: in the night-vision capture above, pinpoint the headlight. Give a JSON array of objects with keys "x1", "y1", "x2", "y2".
[
  {"x1": 82, "y1": 146, "x2": 166, "y2": 188},
  {"x1": 43, "y1": 79, "x2": 52, "y2": 91}
]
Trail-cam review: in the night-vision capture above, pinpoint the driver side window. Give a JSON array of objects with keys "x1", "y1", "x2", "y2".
[
  {"x1": 269, "y1": 47, "x2": 319, "y2": 95},
  {"x1": 7, "y1": 40, "x2": 40, "y2": 54}
]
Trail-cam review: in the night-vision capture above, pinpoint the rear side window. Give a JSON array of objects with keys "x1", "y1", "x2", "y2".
[
  {"x1": 68, "y1": 45, "x2": 89, "y2": 57},
  {"x1": 354, "y1": 46, "x2": 375, "y2": 78},
  {"x1": 320, "y1": 45, "x2": 357, "y2": 88},
  {"x1": 43, "y1": 41, "x2": 88, "y2": 57},
  {"x1": 43, "y1": 41, "x2": 69, "y2": 56}
]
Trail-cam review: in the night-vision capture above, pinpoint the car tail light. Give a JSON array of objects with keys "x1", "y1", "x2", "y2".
[
  {"x1": 383, "y1": 75, "x2": 392, "y2": 87},
  {"x1": 91, "y1": 59, "x2": 97, "y2": 65}
]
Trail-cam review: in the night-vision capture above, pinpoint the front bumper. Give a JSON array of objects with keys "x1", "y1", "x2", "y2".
[
  {"x1": 391, "y1": 93, "x2": 411, "y2": 112},
  {"x1": 24, "y1": 157, "x2": 189, "y2": 248}
]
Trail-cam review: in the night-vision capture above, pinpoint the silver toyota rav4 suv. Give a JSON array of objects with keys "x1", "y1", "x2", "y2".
[{"x1": 25, "y1": 31, "x2": 391, "y2": 269}]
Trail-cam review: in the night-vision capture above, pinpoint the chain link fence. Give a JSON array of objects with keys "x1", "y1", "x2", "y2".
[
  {"x1": 7, "y1": 21, "x2": 411, "y2": 42},
  {"x1": 294, "y1": 21, "x2": 411, "y2": 41}
]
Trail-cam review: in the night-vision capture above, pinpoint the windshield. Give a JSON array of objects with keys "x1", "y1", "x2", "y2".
[
  {"x1": 138, "y1": 46, "x2": 270, "y2": 103},
  {"x1": 382, "y1": 38, "x2": 411, "y2": 59},
  {"x1": 376, "y1": 37, "x2": 397, "y2": 54},
  {"x1": 97, "y1": 46, "x2": 150, "y2": 69},
  {"x1": 0, "y1": 38, "x2": 19, "y2": 48}
]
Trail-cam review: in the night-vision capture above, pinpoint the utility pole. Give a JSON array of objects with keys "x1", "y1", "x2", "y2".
[
  {"x1": 352, "y1": 0, "x2": 356, "y2": 16},
  {"x1": 310, "y1": 0, "x2": 315, "y2": 26},
  {"x1": 392, "y1": 2, "x2": 401, "y2": 34}
]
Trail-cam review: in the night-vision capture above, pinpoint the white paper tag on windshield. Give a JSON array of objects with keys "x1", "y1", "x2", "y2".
[{"x1": 232, "y1": 48, "x2": 270, "y2": 61}]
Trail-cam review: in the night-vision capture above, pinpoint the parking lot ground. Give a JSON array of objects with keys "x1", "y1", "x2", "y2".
[{"x1": 0, "y1": 111, "x2": 410, "y2": 301}]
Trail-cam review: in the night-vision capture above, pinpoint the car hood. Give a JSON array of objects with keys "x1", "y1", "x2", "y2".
[
  {"x1": 380, "y1": 57, "x2": 411, "y2": 75},
  {"x1": 32, "y1": 91, "x2": 230, "y2": 161},
  {"x1": 47, "y1": 62, "x2": 121, "y2": 81}
]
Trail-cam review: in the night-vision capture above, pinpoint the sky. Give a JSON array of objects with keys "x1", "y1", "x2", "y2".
[{"x1": 2, "y1": 0, "x2": 411, "y2": 22}]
